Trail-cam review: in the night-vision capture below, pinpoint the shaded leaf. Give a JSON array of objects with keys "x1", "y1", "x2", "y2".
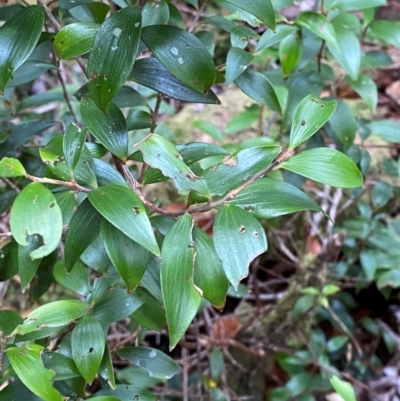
[
  {"x1": 87, "y1": 6, "x2": 142, "y2": 111},
  {"x1": 214, "y1": 205, "x2": 267, "y2": 289},
  {"x1": 256, "y1": 25, "x2": 297, "y2": 51},
  {"x1": 142, "y1": 0, "x2": 169, "y2": 27},
  {"x1": 117, "y1": 346, "x2": 180, "y2": 379},
  {"x1": 176, "y1": 142, "x2": 231, "y2": 164},
  {"x1": 370, "y1": 20, "x2": 400, "y2": 48},
  {"x1": 161, "y1": 214, "x2": 201, "y2": 349},
  {"x1": 0, "y1": 6, "x2": 44, "y2": 93},
  {"x1": 42, "y1": 352, "x2": 81, "y2": 381},
  {"x1": 54, "y1": 260, "x2": 90, "y2": 296},
  {"x1": 329, "y1": 0, "x2": 385, "y2": 11},
  {"x1": 88, "y1": 185, "x2": 160, "y2": 256},
  {"x1": 141, "y1": 25, "x2": 216, "y2": 94},
  {"x1": 18, "y1": 242, "x2": 41, "y2": 292},
  {"x1": 10, "y1": 183, "x2": 63, "y2": 259},
  {"x1": 0, "y1": 309, "x2": 23, "y2": 336},
  {"x1": 225, "y1": 47, "x2": 253, "y2": 85},
  {"x1": 94, "y1": 385, "x2": 157, "y2": 401},
  {"x1": 7, "y1": 344, "x2": 63, "y2": 401},
  {"x1": 55, "y1": 191, "x2": 75, "y2": 225},
  {"x1": 346, "y1": 74, "x2": 377, "y2": 112},
  {"x1": 99, "y1": 343, "x2": 116, "y2": 389},
  {"x1": 329, "y1": 99, "x2": 357, "y2": 148},
  {"x1": 280, "y1": 148, "x2": 363, "y2": 188},
  {"x1": 368, "y1": 120, "x2": 400, "y2": 143}
]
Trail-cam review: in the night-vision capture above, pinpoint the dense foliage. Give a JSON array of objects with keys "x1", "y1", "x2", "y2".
[{"x1": 0, "y1": 0, "x2": 400, "y2": 399}]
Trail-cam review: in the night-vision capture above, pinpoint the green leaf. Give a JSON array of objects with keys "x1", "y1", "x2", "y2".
[
  {"x1": 14, "y1": 299, "x2": 89, "y2": 335},
  {"x1": 279, "y1": 32, "x2": 302, "y2": 78},
  {"x1": 141, "y1": 25, "x2": 216, "y2": 94},
  {"x1": 205, "y1": 146, "x2": 281, "y2": 196},
  {"x1": 289, "y1": 95, "x2": 336, "y2": 150},
  {"x1": 225, "y1": 47, "x2": 253, "y2": 85},
  {"x1": 138, "y1": 134, "x2": 209, "y2": 196},
  {"x1": 329, "y1": 0, "x2": 386, "y2": 11},
  {"x1": 94, "y1": 385, "x2": 157, "y2": 401},
  {"x1": 281, "y1": 148, "x2": 363, "y2": 188},
  {"x1": 346, "y1": 74, "x2": 377, "y2": 112},
  {"x1": 368, "y1": 120, "x2": 400, "y2": 143},
  {"x1": 130, "y1": 290, "x2": 166, "y2": 331},
  {"x1": 99, "y1": 343, "x2": 116, "y2": 390},
  {"x1": 161, "y1": 214, "x2": 201, "y2": 349},
  {"x1": 225, "y1": 106, "x2": 259, "y2": 134},
  {"x1": 54, "y1": 22, "x2": 99, "y2": 60},
  {"x1": 102, "y1": 220, "x2": 149, "y2": 292},
  {"x1": 130, "y1": 58, "x2": 220, "y2": 104},
  {"x1": 326, "y1": 336, "x2": 348, "y2": 353},
  {"x1": 223, "y1": 0, "x2": 275, "y2": 29},
  {"x1": 92, "y1": 287, "x2": 145, "y2": 326},
  {"x1": 229, "y1": 177, "x2": 324, "y2": 218},
  {"x1": 192, "y1": 121, "x2": 223, "y2": 141},
  {"x1": 329, "y1": 100, "x2": 357, "y2": 148},
  {"x1": 0, "y1": 241, "x2": 18, "y2": 281},
  {"x1": 72, "y1": 315, "x2": 105, "y2": 384},
  {"x1": 377, "y1": 270, "x2": 400, "y2": 289},
  {"x1": 63, "y1": 123, "x2": 88, "y2": 174},
  {"x1": 0, "y1": 157, "x2": 26, "y2": 177},
  {"x1": 370, "y1": 20, "x2": 400, "y2": 48},
  {"x1": 55, "y1": 191, "x2": 75, "y2": 225},
  {"x1": 177, "y1": 142, "x2": 231, "y2": 164},
  {"x1": 142, "y1": 0, "x2": 169, "y2": 27},
  {"x1": 329, "y1": 376, "x2": 356, "y2": 401},
  {"x1": 286, "y1": 372, "x2": 311, "y2": 397},
  {"x1": 234, "y1": 69, "x2": 281, "y2": 113},
  {"x1": 193, "y1": 226, "x2": 228, "y2": 308},
  {"x1": 42, "y1": 352, "x2": 81, "y2": 381},
  {"x1": 10, "y1": 183, "x2": 63, "y2": 259},
  {"x1": 214, "y1": 205, "x2": 267, "y2": 289},
  {"x1": 7, "y1": 344, "x2": 63, "y2": 401},
  {"x1": 94, "y1": 159, "x2": 128, "y2": 187},
  {"x1": 327, "y1": 19, "x2": 360, "y2": 81},
  {"x1": 296, "y1": 12, "x2": 338, "y2": 51},
  {"x1": 81, "y1": 95, "x2": 128, "y2": 160},
  {"x1": 88, "y1": 185, "x2": 160, "y2": 256},
  {"x1": 117, "y1": 346, "x2": 180, "y2": 379},
  {"x1": 69, "y1": 2, "x2": 110, "y2": 24},
  {"x1": 256, "y1": 25, "x2": 297, "y2": 52},
  {"x1": 54, "y1": 260, "x2": 90, "y2": 296},
  {"x1": 18, "y1": 242, "x2": 41, "y2": 292},
  {"x1": 65, "y1": 198, "x2": 103, "y2": 272},
  {"x1": 0, "y1": 309, "x2": 23, "y2": 336},
  {"x1": 87, "y1": 6, "x2": 142, "y2": 111},
  {"x1": 0, "y1": 6, "x2": 45, "y2": 93},
  {"x1": 372, "y1": 181, "x2": 393, "y2": 208}
]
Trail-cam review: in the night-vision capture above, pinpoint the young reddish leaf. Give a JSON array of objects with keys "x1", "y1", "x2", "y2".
[
  {"x1": 161, "y1": 214, "x2": 201, "y2": 349},
  {"x1": 7, "y1": 344, "x2": 63, "y2": 401},
  {"x1": 72, "y1": 315, "x2": 105, "y2": 384},
  {"x1": 214, "y1": 205, "x2": 267, "y2": 289},
  {"x1": 141, "y1": 25, "x2": 216, "y2": 94},
  {"x1": 87, "y1": 6, "x2": 142, "y2": 111},
  {"x1": 10, "y1": 183, "x2": 63, "y2": 259},
  {"x1": 88, "y1": 185, "x2": 160, "y2": 256},
  {"x1": 0, "y1": 6, "x2": 44, "y2": 93}
]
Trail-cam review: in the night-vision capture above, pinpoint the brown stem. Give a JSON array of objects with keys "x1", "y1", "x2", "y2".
[
  {"x1": 151, "y1": 93, "x2": 164, "y2": 125},
  {"x1": 25, "y1": 174, "x2": 90, "y2": 192},
  {"x1": 317, "y1": 40, "x2": 325, "y2": 74}
]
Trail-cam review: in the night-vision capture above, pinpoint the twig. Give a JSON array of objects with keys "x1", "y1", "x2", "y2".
[
  {"x1": 188, "y1": 1, "x2": 207, "y2": 33},
  {"x1": 25, "y1": 174, "x2": 90, "y2": 192},
  {"x1": 316, "y1": 40, "x2": 325, "y2": 73},
  {"x1": 2, "y1": 177, "x2": 20, "y2": 192},
  {"x1": 151, "y1": 93, "x2": 164, "y2": 125}
]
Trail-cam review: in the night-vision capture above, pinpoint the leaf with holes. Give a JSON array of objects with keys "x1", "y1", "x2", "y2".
[
  {"x1": 214, "y1": 205, "x2": 267, "y2": 289},
  {"x1": 161, "y1": 214, "x2": 201, "y2": 349},
  {"x1": 87, "y1": 6, "x2": 142, "y2": 111},
  {"x1": 10, "y1": 183, "x2": 63, "y2": 259},
  {"x1": 289, "y1": 95, "x2": 336, "y2": 150},
  {"x1": 72, "y1": 315, "x2": 105, "y2": 384}
]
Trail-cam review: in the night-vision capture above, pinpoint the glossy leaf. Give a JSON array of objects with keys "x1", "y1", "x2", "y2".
[
  {"x1": 65, "y1": 198, "x2": 103, "y2": 272},
  {"x1": 346, "y1": 73, "x2": 377, "y2": 112},
  {"x1": 279, "y1": 32, "x2": 302, "y2": 77},
  {"x1": 280, "y1": 148, "x2": 363, "y2": 188},
  {"x1": 177, "y1": 142, "x2": 231, "y2": 164},
  {"x1": 327, "y1": 20, "x2": 360, "y2": 81},
  {"x1": 214, "y1": 205, "x2": 267, "y2": 289},
  {"x1": 98, "y1": 343, "x2": 116, "y2": 389},
  {"x1": 370, "y1": 20, "x2": 400, "y2": 48},
  {"x1": 205, "y1": 146, "x2": 281, "y2": 196},
  {"x1": 141, "y1": 25, "x2": 216, "y2": 94},
  {"x1": 368, "y1": 120, "x2": 400, "y2": 143},
  {"x1": 296, "y1": 12, "x2": 338, "y2": 51},
  {"x1": 42, "y1": 352, "x2": 81, "y2": 381},
  {"x1": 130, "y1": 58, "x2": 220, "y2": 104},
  {"x1": 229, "y1": 177, "x2": 325, "y2": 218},
  {"x1": 117, "y1": 346, "x2": 180, "y2": 379},
  {"x1": 94, "y1": 385, "x2": 157, "y2": 401},
  {"x1": 0, "y1": 157, "x2": 26, "y2": 177},
  {"x1": 88, "y1": 185, "x2": 160, "y2": 256},
  {"x1": 63, "y1": 123, "x2": 88, "y2": 173},
  {"x1": 329, "y1": 100, "x2": 357, "y2": 148},
  {"x1": 234, "y1": 69, "x2": 281, "y2": 113},
  {"x1": 72, "y1": 315, "x2": 105, "y2": 384},
  {"x1": 10, "y1": 183, "x2": 63, "y2": 259},
  {"x1": 54, "y1": 22, "x2": 99, "y2": 60},
  {"x1": 14, "y1": 299, "x2": 89, "y2": 335},
  {"x1": 225, "y1": 47, "x2": 253, "y2": 85},
  {"x1": 54, "y1": 260, "x2": 90, "y2": 296},
  {"x1": 329, "y1": 0, "x2": 385, "y2": 11},
  {"x1": 87, "y1": 6, "x2": 142, "y2": 111},
  {"x1": 142, "y1": 0, "x2": 169, "y2": 27},
  {"x1": 102, "y1": 220, "x2": 149, "y2": 292},
  {"x1": 7, "y1": 344, "x2": 63, "y2": 401},
  {"x1": 193, "y1": 226, "x2": 228, "y2": 308},
  {"x1": 0, "y1": 6, "x2": 45, "y2": 93},
  {"x1": 138, "y1": 134, "x2": 209, "y2": 196},
  {"x1": 256, "y1": 25, "x2": 297, "y2": 51},
  {"x1": 81, "y1": 95, "x2": 128, "y2": 160},
  {"x1": 94, "y1": 158, "x2": 127, "y2": 187},
  {"x1": 289, "y1": 95, "x2": 336, "y2": 150},
  {"x1": 161, "y1": 214, "x2": 201, "y2": 349}
]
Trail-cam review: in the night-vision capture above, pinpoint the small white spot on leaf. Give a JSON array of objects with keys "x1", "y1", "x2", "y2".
[{"x1": 170, "y1": 47, "x2": 179, "y2": 55}]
